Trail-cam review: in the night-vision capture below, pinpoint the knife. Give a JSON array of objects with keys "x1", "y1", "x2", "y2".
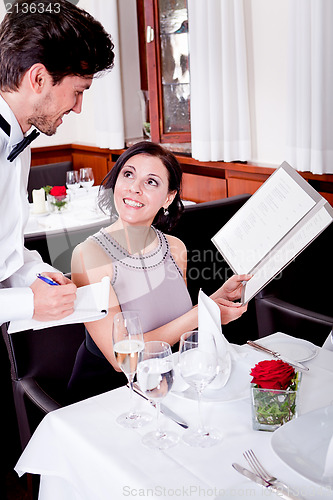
[
  {"x1": 232, "y1": 463, "x2": 302, "y2": 500},
  {"x1": 247, "y1": 340, "x2": 309, "y2": 371},
  {"x1": 129, "y1": 383, "x2": 189, "y2": 429}
]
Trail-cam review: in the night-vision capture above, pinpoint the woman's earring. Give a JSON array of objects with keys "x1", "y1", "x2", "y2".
[{"x1": 163, "y1": 207, "x2": 169, "y2": 216}]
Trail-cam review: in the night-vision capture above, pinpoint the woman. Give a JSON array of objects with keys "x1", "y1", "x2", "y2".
[{"x1": 67, "y1": 142, "x2": 250, "y2": 402}]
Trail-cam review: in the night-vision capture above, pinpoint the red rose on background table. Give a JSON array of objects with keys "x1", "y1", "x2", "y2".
[
  {"x1": 50, "y1": 186, "x2": 67, "y2": 198},
  {"x1": 250, "y1": 359, "x2": 295, "y2": 390}
]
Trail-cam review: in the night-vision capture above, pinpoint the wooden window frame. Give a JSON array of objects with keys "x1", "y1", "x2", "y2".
[{"x1": 139, "y1": 0, "x2": 191, "y2": 144}]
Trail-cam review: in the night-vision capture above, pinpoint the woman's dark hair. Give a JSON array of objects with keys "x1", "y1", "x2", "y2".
[
  {"x1": 99, "y1": 141, "x2": 184, "y2": 232},
  {"x1": 0, "y1": 0, "x2": 114, "y2": 90}
]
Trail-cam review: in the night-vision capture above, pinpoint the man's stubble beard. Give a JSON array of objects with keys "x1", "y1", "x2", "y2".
[
  {"x1": 27, "y1": 116, "x2": 57, "y2": 136},
  {"x1": 28, "y1": 95, "x2": 58, "y2": 136}
]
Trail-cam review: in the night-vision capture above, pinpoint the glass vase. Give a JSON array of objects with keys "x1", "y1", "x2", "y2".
[
  {"x1": 47, "y1": 194, "x2": 69, "y2": 213},
  {"x1": 251, "y1": 377, "x2": 300, "y2": 432}
]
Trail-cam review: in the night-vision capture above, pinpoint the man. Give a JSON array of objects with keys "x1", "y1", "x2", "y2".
[
  {"x1": 0, "y1": 0, "x2": 115, "y2": 324},
  {"x1": 323, "y1": 330, "x2": 333, "y2": 351}
]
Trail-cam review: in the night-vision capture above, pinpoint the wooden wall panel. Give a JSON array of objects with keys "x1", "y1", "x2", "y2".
[
  {"x1": 31, "y1": 144, "x2": 333, "y2": 204},
  {"x1": 227, "y1": 178, "x2": 264, "y2": 197},
  {"x1": 182, "y1": 172, "x2": 227, "y2": 202},
  {"x1": 72, "y1": 153, "x2": 109, "y2": 186},
  {"x1": 31, "y1": 145, "x2": 73, "y2": 166},
  {"x1": 226, "y1": 169, "x2": 270, "y2": 197},
  {"x1": 320, "y1": 192, "x2": 333, "y2": 205}
]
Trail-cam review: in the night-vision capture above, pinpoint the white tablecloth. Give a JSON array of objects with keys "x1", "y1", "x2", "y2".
[
  {"x1": 15, "y1": 333, "x2": 333, "y2": 500},
  {"x1": 25, "y1": 186, "x2": 110, "y2": 238}
]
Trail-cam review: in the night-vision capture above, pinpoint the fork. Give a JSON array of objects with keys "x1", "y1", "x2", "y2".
[{"x1": 243, "y1": 449, "x2": 303, "y2": 500}]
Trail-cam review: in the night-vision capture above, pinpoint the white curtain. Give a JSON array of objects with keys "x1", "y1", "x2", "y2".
[
  {"x1": 286, "y1": 0, "x2": 333, "y2": 174},
  {"x1": 188, "y1": 0, "x2": 251, "y2": 162},
  {"x1": 85, "y1": 0, "x2": 125, "y2": 149}
]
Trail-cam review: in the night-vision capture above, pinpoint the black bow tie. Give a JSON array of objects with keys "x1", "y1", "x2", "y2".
[{"x1": 7, "y1": 129, "x2": 40, "y2": 162}]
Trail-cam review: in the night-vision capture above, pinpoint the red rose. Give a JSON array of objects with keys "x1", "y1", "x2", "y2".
[
  {"x1": 250, "y1": 360, "x2": 295, "y2": 390},
  {"x1": 50, "y1": 186, "x2": 67, "y2": 198}
]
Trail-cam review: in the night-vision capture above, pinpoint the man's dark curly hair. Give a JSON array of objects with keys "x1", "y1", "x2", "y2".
[{"x1": 0, "y1": 0, "x2": 115, "y2": 90}]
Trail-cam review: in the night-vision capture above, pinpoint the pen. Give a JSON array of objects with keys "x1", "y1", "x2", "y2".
[{"x1": 37, "y1": 273, "x2": 60, "y2": 286}]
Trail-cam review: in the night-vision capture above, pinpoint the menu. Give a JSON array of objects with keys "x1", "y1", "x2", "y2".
[
  {"x1": 8, "y1": 276, "x2": 110, "y2": 333},
  {"x1": 212, "y1": 162, "x2": 333, "y2": 304}
]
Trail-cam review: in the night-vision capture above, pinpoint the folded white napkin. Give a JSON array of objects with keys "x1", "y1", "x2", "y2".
[
  {"x1": 197, "y1": 289, "x2": 238, "y2": 389},
  {"x1": 172, "y1": 290, "x2": 240, "y2": 393}
]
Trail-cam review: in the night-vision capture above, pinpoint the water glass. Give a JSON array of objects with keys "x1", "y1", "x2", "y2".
[
  {"x1": 66, "y1": 170, "x2": 80, "y2": 195},
  {"x1": 137, "y1": 341, "x2": 179, "y2": 449},
  {"x1": 179, "y1": 330, "x2": 221, "y2": 447},
  {"x1": 79, "y1": 167, "x2": 94, "y2": 192}
]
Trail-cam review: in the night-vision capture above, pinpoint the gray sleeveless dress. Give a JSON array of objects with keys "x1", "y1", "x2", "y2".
[
  {"x1": 67, "y1": 227, "x2": 192, "y2": 402},
  {"x1": 91, "y1": 227, "x2": 193, "y2": 333}
]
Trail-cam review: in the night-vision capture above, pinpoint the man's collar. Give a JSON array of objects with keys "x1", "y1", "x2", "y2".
[{"x1": 0, "y1": 94, "x2": 24, "y2": 146}]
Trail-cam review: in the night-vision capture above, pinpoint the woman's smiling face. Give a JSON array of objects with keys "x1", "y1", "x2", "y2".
[{"x1": 113, "y1": 154, "x2": 176, "y2": 226}]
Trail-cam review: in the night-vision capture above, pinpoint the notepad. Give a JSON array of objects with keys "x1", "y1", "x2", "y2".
[
  {"x1": 212, "y1": 162, "x2": 333, "y2": 304},
  {"x1": 8, "y1": 276, "x2": 110, "y2": 333}
]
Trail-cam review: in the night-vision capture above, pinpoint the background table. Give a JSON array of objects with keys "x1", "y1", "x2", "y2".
[
  {"x1": 15, "y1": 333, "x2": 333, "y2": 500},
  {"x1": 26, "y1": 186, "x2": 110, "y2": 238},
  {"x1": 25, "y1": 187, "x2": 110, "y2": 273}
]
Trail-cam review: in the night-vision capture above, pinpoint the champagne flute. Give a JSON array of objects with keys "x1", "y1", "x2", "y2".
[
  {"x1": 113, "y1": 311, "x2": 150, "y2": 428},
  {"x1": 179, "y1": 330, "x2": 221, "y2": 447},
  {"x1": 79, "y1": 167, "x2": 94, "y2": 193},
  {"x1": 66, "y1": 170, "x2": 80, "y2": 196},
  {"x1": 137, "y1": 341, "x2": 179, "y2": 449}
]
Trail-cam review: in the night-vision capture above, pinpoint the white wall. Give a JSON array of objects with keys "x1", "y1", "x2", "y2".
[{"x1": 0, "y1": 0, "x2": 288, "y2": 167}]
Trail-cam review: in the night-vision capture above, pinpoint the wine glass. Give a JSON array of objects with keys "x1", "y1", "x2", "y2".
[
  {"x1": 179, "y1": 330, "x2": 221, "y2": 447},
  {"x1": 79, "y1": 167, "x2": 94, "y2": 193},
  {"x1": 137, "y1": 341, "x2": 179, "y2": 449},
  {"x1": 113, "y1": 311, "x2": 151, "y2": 428},
  {"x1": 66, "y1": 170, "x2": 80, "y2": 196}
]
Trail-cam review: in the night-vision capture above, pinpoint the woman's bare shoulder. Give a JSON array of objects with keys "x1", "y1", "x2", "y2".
[
  {"x1": 71, "y1": 236, "x2": 113, "y2": 283},
  {"x1": 165, "y1": 234, "x2": 187, "y2": 253},
  {"x1": 72, "y1": 237, "x2": 105, "y2": 263},
  {"x1": 164, "y1": 234, "x2": 187, "y2": 272}
]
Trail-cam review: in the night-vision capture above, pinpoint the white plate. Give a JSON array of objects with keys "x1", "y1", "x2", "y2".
[
  {"x1": 259, "y1": 335, "x2": 318, "y2": 362},
  {"x1": 30, "y1": 210, "x2": 49, "y2": 217},
  {"x1": 171, "y1": 345, "x2": 251, "y2": 402},
  {"x1": 271, "y1": 405, "x2": 333, "y2": 488}
]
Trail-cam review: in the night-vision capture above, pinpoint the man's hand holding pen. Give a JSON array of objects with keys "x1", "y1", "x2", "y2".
[{"x1": 31, "y1": 272, "x2": 77, "y2": 321}]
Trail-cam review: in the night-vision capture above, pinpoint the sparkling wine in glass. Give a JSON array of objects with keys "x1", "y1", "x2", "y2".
[
  {"x1": 66, "y1": 170, "x2": 80, "y2": 196},
  {"x1": 137, "y1": 341, "x2": 179, "y2": 449},
  {"x1": 179, "y1": 330, "x2": 221, "y2": 447},
  {"x1": 79, "y1": 167, "x2": 94, "y2": 192},
  {"x1": 113, "y1": 311, "x2": 151, "y2": 428}
]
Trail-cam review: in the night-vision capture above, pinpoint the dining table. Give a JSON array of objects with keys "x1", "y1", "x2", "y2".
[
  {"x1": 25, "y1": 186, "x2": 111, "y2": 239},
  {"x1": 14, "y1": 332, "x2": 333, "y2": 500}
]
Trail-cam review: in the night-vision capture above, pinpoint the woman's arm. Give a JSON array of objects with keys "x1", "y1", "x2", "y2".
[
  {"x1": 71, "y1": 241, "x2": 122, "y2": 370},
  {"x1": 71, "y1": 236, "x2": 249, "y2": 369},
  {"x1": 142, "y1": 235, "x2": 248, "y2": 343},
  {"x1": 71, "y1": 237, "x2": 199, "y2": 355}
]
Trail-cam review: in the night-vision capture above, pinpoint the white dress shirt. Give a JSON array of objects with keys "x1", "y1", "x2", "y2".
[
  {"x1": 323, "y1": 330, "x2": 333, "y2": 351},
  {"x1": 0, "y1": 96, "x2": 55, "y2": 324}
]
